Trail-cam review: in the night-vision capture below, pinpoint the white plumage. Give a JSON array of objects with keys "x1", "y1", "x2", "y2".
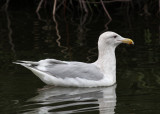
[{"x1": 14, "y1": 31, "x2": 134, "y2": 87}]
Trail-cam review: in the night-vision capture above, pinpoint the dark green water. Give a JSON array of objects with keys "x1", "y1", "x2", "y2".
[{"x1": 0, "y1": 9, "x2": 160, "y2": 114}]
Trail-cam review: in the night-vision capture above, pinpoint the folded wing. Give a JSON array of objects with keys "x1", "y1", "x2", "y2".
[{"x1": 16, "y1": 59, "x2": 104, "y2": 81}]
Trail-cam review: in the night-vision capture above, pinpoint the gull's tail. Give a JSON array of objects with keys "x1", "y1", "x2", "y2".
[
  {"x1": 13, "y1": 60, "x2": 54, "y2": 85},
  {"x1": 13, "y1": 60, "x2": 39, "y2": 68}
]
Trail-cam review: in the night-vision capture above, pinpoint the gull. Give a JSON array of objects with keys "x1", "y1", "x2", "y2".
[{"x1": 14, "y1": 31, "x2": 134, "y2": 87}]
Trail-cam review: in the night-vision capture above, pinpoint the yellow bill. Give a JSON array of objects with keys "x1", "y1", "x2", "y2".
[{"x1": 121, "y1": 38, "x2": 134, "y2": 45}]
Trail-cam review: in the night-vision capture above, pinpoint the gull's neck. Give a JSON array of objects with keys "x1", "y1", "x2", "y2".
[{"x1": 94, "y1": 45, "x2": 116, "y2": 85}]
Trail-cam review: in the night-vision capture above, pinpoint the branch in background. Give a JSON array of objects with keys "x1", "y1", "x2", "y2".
[
  {"x1": 82, "y1": 0, "x2": 88, "y2": 13},
  {"x1": 85, "y1": 0, "x2": 131, "y2": 4},
  {"x1": 36, "y1": 0, "x2": 132, "y2": 17},
  {"x1": 35, "y1": 0, "x2": 160, "y2": 18},
  {"x1": 79, "y1": 0, "x2": 83, "y2": 11},
  {"x1": 53, "y1": 0, "x2": 57, "y2": 15},
  {"x1": 53, "y1": 16, "x2": 61, "y2": 47},
  {"x1": 100, "y1": 0, "x2": 112, "y2": 21},
  {"x1": 36, "y1": 0, "x2": 44, "y2": 13},
  {"x1": 56, "y1": 0, "x2": 65, "y2": 11},
  {"x1": 63, "y1": 1, "x2": 72, "y2": 13},
  {"x1": 53, "y1": 16, "x2": 68, "y2": 58},
  {"x1": 4, "y1": 0, "x2": 16, "y2": 55}
]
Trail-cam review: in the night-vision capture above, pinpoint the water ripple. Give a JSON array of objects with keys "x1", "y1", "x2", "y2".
[{"x1": 20, "y1": 85, "x2": 117, "y2": 114}]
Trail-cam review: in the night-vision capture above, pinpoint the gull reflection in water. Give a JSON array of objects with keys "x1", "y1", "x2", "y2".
[{"x1": 22, "y1": 85, "x2": 116, "y2": 114}]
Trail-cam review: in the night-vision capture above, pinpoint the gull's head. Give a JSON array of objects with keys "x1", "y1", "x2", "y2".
[{"x1": 98, "y1": 31, "x2": 134, "y2": 49}]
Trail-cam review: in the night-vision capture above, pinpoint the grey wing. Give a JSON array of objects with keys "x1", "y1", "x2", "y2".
[
  {"x1": 36, "y1": 59, "x2": 104, "y2": 81},
  {"x1": 45, "y1": 62, "x2": 104, "y2": 81},
  {"x1": 16, "y1": 59, "x2": 104, "y2": 81}
]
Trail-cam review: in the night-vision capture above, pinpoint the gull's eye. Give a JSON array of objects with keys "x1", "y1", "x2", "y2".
[{"x1": 113, "y1": 35, "x2": 117, "y2": 38}]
